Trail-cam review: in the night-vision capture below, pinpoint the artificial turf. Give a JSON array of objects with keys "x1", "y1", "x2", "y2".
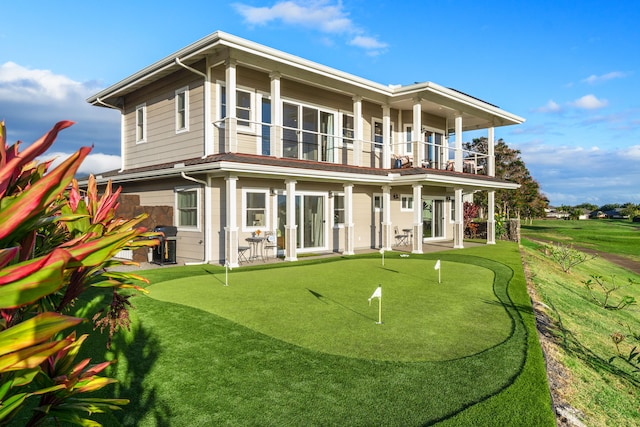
[{"x1": 87, "y1": 242, "x2": 555, "y2": 426}]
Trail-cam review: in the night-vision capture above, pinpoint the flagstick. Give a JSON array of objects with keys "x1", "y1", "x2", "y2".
[
  {"x1": 225, "y1": 260, "x2": 230, "y2": 286},
  {"x1": 438, "y1": 266, "x2": 441, "y2": 284},
  {"x1": 377, "y1": 296, "x2": 382, "y2": 324},
  {"x1": 379, "y1": 248, "x2": 385, "y2": 266}
]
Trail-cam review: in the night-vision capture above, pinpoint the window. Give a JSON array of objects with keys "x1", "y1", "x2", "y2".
[
  {"x1": 373, "y1": 194, "x2": 384, "y2": 211},
  {"x1": 220, "y1": 85, "x2": 253, "y2": 129},
  {"x1": 243, "y1": 190, "x2": 268, "y2": 230},
  {"x1": 405, "y1": 125, "x2": 413, "y2": 155},
  {"x1": 176, "y1": 187, "x2": 199, "y2": 228},
  {"x1": 401, "y1": 195, "x2": 413, "y2": 211},
  {"x1": 136, "y1": 104, "x2": 146, "y2": 143},
  {"x1": 175, "y1": 87, "x2": 189, "y2": 132},
  {"x1": 373, "y1": 119, "x2": 383, "y2": 145},
  {"x1": 333, "y1": 194, "x2": 345, "y2": 225},
  {"x1": 342, "y1": 114, "x2": 354, "y2": 145}
]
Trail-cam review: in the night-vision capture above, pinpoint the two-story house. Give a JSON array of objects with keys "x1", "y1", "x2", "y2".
[{"x1": 87, "y1": 31, "x2": 523, "y2": 267}]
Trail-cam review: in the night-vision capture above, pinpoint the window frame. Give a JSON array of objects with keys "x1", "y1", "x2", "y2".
[
  {"x1": 242, "y1": 188, "x2": 269, "y2": 232},
  {"x1": 135, "y1": 103, "x2": 147, "y2": 143},
  {"x1": 175, "y1": 86, "x2": 189, "y2": 133},
  {"x1": 218, "y1": 82, "x2": 255, "y2": 132},
  {"x1": 373, "y1": 193, "x2": 384, "y2": 212},
  {"x1": 401, "y1": 195, "x2": 414, "y2": 212},
  {"x1": 174, "y1": 186, "x2": 200, "y2": 231},
  {"x1": 333, "y1": 193, "x2": 345, "y2": 227}
]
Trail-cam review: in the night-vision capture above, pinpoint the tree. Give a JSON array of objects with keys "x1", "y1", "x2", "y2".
[
  {"x1": 464, "y1": 137, "x2": 548, "y2": 221},
  {"x1": 0, "y1": 121, "x2": 159, "y2": 425}
]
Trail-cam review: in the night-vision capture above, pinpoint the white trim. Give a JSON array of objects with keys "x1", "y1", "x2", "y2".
[
  {"x1": 174, "y1": 185, "x2": 201, "y2": 231},
  {"x1": 400, "y1": 194, "x2": 413, "y2": 212},
  {"x1": 175, "y1": 86, "x2": 189, "y2": 133}
]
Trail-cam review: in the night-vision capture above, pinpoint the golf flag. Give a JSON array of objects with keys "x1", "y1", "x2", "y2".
[
  {"x1": 368, "y1": 286, "x2": 382, "y2": 305},
  {"x1": 434, "y1": 260, "x2": 441, "y2": 270}
]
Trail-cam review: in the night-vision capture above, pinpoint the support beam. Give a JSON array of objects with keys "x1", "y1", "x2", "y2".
[
  {"x1": 381, "y1": 185, "x2": 392, "y2": 250},
  {"x1": 353, "y1": 96, "x2": 363, "y2": 167},
  {"x1": 285, "y1": 180, "x2": 298, "y2": 261},
  {"x1": 454, "y1": 114, "x2": 463, "y2": 172},
  {"x1": 412, "y1": 184, "x2": 423, "y2": 254},
  {"x1": 225, "y1": 59, "x2": 238, "y2": 152},
  {"x1": 270, "y1": 72, "x2": 282, "y2": 158},
  {"x1": 488, "y1": 126, "x2": 495, "y2": 177},
  {"x1": 382, "y1": 105, "x2": 391, "y2": 169},
  {"x1": 343, "y1": 183, "x2": 355, "y2": 255},
  {"x1": 487, "y1": 191, "x2": 496, "y2": 244},
  {"x1": 413, "y1": 98, "x2": 423, "y2": 166},
  {"x1": 454, "y1": 188, "x2": 464, "y2": 248},
  {"x1": 225, "y1": 175, "x2": 239, "y2": 267}
]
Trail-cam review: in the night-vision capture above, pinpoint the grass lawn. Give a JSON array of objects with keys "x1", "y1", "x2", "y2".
[
  {"x1": 82, "y1": 242, "x2": 554, "y2": 426},
  {"x1": 521, "y1": 219, "x2": 640, "y2": 262}
]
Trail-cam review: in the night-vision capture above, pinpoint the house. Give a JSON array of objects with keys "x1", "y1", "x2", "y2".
[{"x1": 86, "y1": 31, "x2": 523, "y2": 266}]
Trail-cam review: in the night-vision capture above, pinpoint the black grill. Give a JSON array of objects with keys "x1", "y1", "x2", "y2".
[{"x1": 152, "y1": 225, "x2": 178, "y2": 265}]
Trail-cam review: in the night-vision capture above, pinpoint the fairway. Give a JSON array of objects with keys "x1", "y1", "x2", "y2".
[{"x1": 147, "y1": 257, "x2": 509, "y2": 361}]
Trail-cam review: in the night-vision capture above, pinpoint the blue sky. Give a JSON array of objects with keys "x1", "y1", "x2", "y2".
[{"x1": 1, "y1": 0, "x2": 639, "y2": 206}]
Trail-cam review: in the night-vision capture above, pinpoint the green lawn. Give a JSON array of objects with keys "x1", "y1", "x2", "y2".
[
  {"x1": 83, "y1": 242, "x2": 554, "y2": 426},
  {"x1": 521, "y1": 219, "x2": 640, "y2": 262}
]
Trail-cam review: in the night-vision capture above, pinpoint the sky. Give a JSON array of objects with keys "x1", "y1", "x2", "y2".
[{"x1": 1, "y1": 0, "x2": 639, "y2": 206}]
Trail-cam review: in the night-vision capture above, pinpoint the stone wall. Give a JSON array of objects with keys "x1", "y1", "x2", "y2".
[{"x1": 116, "y1": 194, "x2": 173, "y2": 263}]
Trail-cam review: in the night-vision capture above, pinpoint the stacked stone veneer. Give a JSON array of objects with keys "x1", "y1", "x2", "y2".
[{"x1": 116, "y1": 194, "x2": 173, "y2": 263}]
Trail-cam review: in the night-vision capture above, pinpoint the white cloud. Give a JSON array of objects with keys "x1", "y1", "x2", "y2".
[
  {"x1": 582, "y1": 71, "x2": 626, "y2": 84},
  {"x1": 570, "y1": 94, "x2": 608, "y2": 110},
  {"x1": 533, "y1": 100, "x2": 561, "y2": 113},
  {"x1": 232, "y1": 1, "x2": 386, "y2": 54},
  {"x1": 0, "y1": 61, "x2": 120, "y2": 158},
  {"x1": 40, "y1": 152, "x2": 122, "y2": 176}
]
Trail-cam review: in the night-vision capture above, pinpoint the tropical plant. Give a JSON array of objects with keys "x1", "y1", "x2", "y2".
[
  {"x1": 0, "y1": 120, "x2": 159, "y2": 426},
  {"x1": 583, "y1": 275, "x2": 637, "y2": 310},
  {"x1": 543, "y1": 242, "x2": 597, "y2": 274}
]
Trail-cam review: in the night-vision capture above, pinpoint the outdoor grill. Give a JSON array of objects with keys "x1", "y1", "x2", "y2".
[{"x1": 152, "y1": 225, "x2": 178, "y2": 265}]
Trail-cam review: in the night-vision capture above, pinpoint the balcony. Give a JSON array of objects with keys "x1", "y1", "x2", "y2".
[{"x1": 213, "y1": 118, "x2": 489, "y2": 176}]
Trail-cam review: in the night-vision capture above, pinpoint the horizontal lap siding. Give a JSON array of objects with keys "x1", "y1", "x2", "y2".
[{"x1": 124, "y1": 66, "x2": 205, "y2": 169}]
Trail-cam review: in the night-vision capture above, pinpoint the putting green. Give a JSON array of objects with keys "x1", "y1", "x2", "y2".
[{"x1": 146, "y1": 257, "x2": 511, "y2": 361}]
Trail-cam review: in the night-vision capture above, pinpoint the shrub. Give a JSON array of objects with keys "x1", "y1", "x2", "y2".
[
  {"x1": 0, "y1": 120, "x2": 159, "y2": 425},
  {"x1": 543, "y1": 242, "x2": 597, "y2": 273}
]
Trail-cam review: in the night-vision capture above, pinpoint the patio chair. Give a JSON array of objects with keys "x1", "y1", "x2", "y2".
[
  {"x1": 394, "y1": 226, "x2": 409, "y2": 246},
  {"x1": 263, "y1": 231, "x2": 280, "y2": 259},
  {"x1": 238, "y1": 244, "x2": 251, "y2": 264}
]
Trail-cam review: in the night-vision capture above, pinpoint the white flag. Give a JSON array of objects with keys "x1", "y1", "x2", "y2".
[
  {"x1": 434, "y1": 260, "x2": 441, "y2": 270},
  {"x1": 368, "y1": 286, "x2": 382, "y2": 305}
]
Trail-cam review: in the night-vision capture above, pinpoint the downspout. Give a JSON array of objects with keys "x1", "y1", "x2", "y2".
[
  {"x1": 175, "y1": 57, "x2": 212, "y2": 158},
  {"x1": 96, "y1": 97, "x2": 125, "y2": 172},
  {"x1": 180, "y1": 171, "x2": 212, "y2": 265}
]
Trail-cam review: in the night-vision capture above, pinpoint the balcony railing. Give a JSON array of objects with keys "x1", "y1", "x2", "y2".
[{"x1": 213, "y1": 118, "x2": 489, "y2": 175}]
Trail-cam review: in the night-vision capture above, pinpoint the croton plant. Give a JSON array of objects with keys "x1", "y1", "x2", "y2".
[{"x1": 0, "y1": 121, "x2": 159, "y2": 426}]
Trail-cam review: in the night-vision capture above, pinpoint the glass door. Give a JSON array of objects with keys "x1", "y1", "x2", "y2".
[
  {"x1": 296, "y1": 194, "x2": 326, "y2": 250},
  {"x1": 422, "y1": 197, "x2": 445, "y2": 239}
]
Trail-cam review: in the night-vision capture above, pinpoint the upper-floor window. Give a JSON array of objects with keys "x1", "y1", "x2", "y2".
[
  {"x1": 176, "y1": 86, "x2": 189, "y2": 132},
  {"x1": 220, "y1": 84, "x2": 254, "y2": 130},
  {"x1": 342, "y1": 114, "x2": 354, "y2": 145},
  {"x1": 175, "y1": 186, "x2": 199, "y2": 229},
  {"x1": 243, "y1": 189, "x2": 268, "y2": 230},
  {"x1": 373, "y1": 194, "x2": 384, "y2": 212},
  {"x1": 333, "y1": 194, "x2": 345, "y2": 225},
  {"x1": 372, "y1": 119, "x2": 393, "y2": 148},
  {"x1": 136, "y1": 104, "x2": 146, "y2": 143},
  {"x1": 404, "y1": 125, "x2": 413, "y2": 155}
]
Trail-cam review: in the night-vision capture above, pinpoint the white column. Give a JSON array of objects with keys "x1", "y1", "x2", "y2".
[
  {"x1": 285, "y1": 179, "x2": 298, "y2": 261},
  {"x1": 343, "y1": 183, "x2": 355, "y2": 255},
  {"x1": 353, "y1": 96, "x2": 363, "y2": 167},
  {"x1": 454, "y1": 113, "x2": 463, "y2": 172},
  {"x1": 412, "y1": 184, "x2": 423, "y2": 254},
  {"x1": 225, "y1": 59, "x2": 238, "y2": 152},
  {"x1": 270, "y1": 72, "x2": 282, "y2": 158},
  {"x1": 488, "y1": 126, "x2": 495, "y2": 177},
  {"x1": 412, "y1": 98, "x2": 422, "y2": 166},
  {"x1": 225, "y1": 175, "x2": 239, "y2": 267},
  {"x1": 454, "y1": 187, "x2": 464, "y2": 248},
  {"x1": 204, "y1": 57, "x2": 213, "y2": 157},
  {"x1": 381, "y1": 185, "x2": 392, "y2": 250},
  {"x1": 382, "y1": 105, "x2": 391, "y2": 169},
  {"x1": 487, "y1": 191, "x2": 496, "y2": 244},
  {"x1": 204, "y1": 176, "x2": 213, "y2": 262}
]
